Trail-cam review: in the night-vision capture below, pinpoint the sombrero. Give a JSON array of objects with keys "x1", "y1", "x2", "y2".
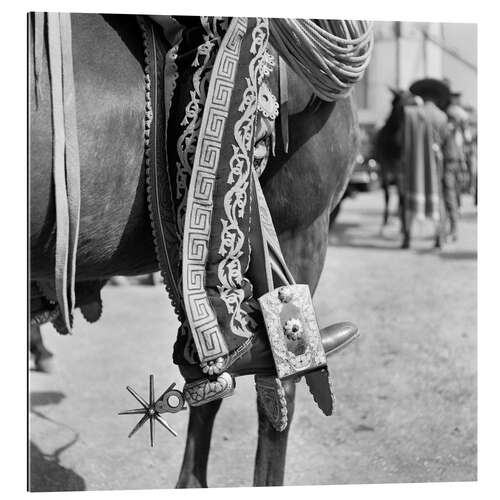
[{"x1": 409, "y1": 78, "x2": 451, "y2": 110}]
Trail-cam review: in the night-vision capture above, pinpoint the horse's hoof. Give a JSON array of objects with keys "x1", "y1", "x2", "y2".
[
  {"x1": 108, "y1": 276, "x2": 129, "y2": 286},
  {"x1": 175, "y1": 477, "x2": 206, "y2": 488},
  {"x1": 401, "y1": 237, "x2": 410, "y2": 249},
  {"x1": 320, "y1": 321, "x2": 359, "y2": 356},
  {"x1": 137, "y1": 273, "x2": 160, "y2": 286},
  {"x1": 34, "y1": 354, "x2": 54, "y2": 373}
]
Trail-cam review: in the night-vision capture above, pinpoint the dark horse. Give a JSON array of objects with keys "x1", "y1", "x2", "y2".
[
  {"x1": 30, "y1": 14, "x2": 359, "y2": 487},
  {"x1": 375, "y1": 89, "x2": 416, "y2": 228}
]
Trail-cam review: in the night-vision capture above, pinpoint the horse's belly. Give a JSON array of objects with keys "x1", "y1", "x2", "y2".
[{"x1": 30, "y1": 14, "x2": 157, "y2": 280}]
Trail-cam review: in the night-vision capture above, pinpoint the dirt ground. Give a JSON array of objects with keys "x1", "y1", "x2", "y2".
[{"x1": 29, "y1": 189, "x2": 477, "y2": 491}]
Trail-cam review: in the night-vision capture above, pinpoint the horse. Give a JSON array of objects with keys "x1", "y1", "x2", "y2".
[
  {"x1": 29, "y1": 13, "x2": 359, "y2": 488},
  {"x1": 30, "y1": 324, "x2": 53, "y2": 372},
  {"x1": 374, "y1": 89, "x2": 416, "y2": 229}
]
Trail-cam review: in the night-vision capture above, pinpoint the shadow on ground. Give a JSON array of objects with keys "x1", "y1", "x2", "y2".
[
  {"x1": 456, "y1": 210, "x2": 477, "y2": 222},
  {"x1": 439, "y1": 251, "x2": 477, "y2": 260},
  {"x1": 29, "y1": 441, "x2": 86, "y2": 492},
  {"x1": 329, "y1": 219, "x2": 403, "y2": 251},
  {"x1": 29, "y1": 391, "x2": 86, "y2": 492},
  {"x1": 30, "y1": 391, "x2": 65, "y2": 407},
  {"x1": 414, "y1": 248, "x2": 477, "y2": 260}
]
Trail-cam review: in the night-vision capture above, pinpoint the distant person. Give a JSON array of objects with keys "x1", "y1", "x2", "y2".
[
  {"x1": 445, "y1": 93, "x2": 470, "y2": 237},
  {"x1": 462, "y1": 107, "x2": 477, "y2": 204},
  {"x1": 449, "y1": 96, "x2": 476, "y2": 199},
  {"x1": 447, "y1": 96, "x2": 468, "y2": 187},
  {"x1": 400, "y1": 78, "x2": 457, "y2": 247}
]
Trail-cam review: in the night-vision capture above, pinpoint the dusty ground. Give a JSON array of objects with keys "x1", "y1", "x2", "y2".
[{"x1": 29, "y1": 189, "x2": 477, "y2": 491}]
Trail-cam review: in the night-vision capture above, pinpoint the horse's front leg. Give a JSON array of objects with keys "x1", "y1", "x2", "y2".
[
  {"x1": 253, "y1": 380, "x2": 296, "y2": 486},
  {"x1": 176, "y1": 399, "x2": 223, "y2": 488},
  {"x1": 399, "y1": 191, "x2": 411, "y2": 248},
  {"x1": 382, "y1": 180, "x2": 390, "y2": 226}
]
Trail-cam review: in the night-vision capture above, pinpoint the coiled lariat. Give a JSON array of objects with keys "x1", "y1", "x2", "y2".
[{"x1": 269, "y1": 18, "x2": 373, "y2": 101}]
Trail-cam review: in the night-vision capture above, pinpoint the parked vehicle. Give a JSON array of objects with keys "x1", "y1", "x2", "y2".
[
  {"x1": 349, "y1": 154, "x2": 380, "y2": 192},
  {"x1": 349, "y1": 121, "x2": 380, "y2": 192},
  {"x1": 330, "y1": 121, "x2": 380, "y2": 228}
]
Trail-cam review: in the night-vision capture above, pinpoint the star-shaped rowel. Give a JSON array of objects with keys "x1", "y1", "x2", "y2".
[{"x1": 119, "y1": 374, "x2": 186, "y2": 447}]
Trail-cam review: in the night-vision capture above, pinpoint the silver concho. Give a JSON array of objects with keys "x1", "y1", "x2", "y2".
[{"x1": 257, "y1": 82, "x2": 279, "y2": 122}]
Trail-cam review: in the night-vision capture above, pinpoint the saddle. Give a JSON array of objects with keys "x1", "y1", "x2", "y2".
[{"x1": 140, "y1": 16, "x2": 360, "y2": 425}]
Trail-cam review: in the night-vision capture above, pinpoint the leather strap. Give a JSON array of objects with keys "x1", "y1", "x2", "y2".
[
  {"x1": 46, "y1": 13, "x2": 81, "y2": 333},
  {"x1": 33, "y1": 12, "x2": 45, "y2": 107},
  {"x1": 278, "y1": 56, "x2": 289, "y2": 154},
  {"x1": 60, "y1": 14, "x2": 81, "y2": 322},
  {"x1": 252, "y1": 168, "x2": 294, "y2": 291}
]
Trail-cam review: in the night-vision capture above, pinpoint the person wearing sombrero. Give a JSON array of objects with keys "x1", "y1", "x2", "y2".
[
  {"x1": 400, "y1": 77, "x2": 459, "y2": 247},
  {"x1": 446, "y1": 91, "x2": 471, "y2": 217},
  {"x1": 442, "y1": 89, "x2": 469, "y2": 241},
  {"x1": 410, "y1": 77, "x2": 451, "y2": 111}
]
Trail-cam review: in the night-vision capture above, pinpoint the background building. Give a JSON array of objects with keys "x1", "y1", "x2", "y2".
[{"x1": 355, "y1": 21, "x2": 477, "y2": 127}]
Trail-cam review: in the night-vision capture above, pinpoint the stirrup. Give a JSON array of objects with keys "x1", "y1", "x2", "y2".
[{"x1": 181, "y1": 320, "x2": 359, "y2": 408}]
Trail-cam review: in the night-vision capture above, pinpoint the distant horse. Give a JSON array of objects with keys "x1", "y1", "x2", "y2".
[
  {"x1": 30, "y1": 14, "x2": 359, "y2": 487},
  {"x1": 374, "y1": 89, "x2": 416, "y2": 227}
]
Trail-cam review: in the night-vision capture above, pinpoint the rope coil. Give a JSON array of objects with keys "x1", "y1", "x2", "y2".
[{"x1": 269, "y1": 18, "x2": 374, "y2": 101}]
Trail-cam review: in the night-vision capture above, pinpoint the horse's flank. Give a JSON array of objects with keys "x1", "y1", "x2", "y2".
[{"x1": 31, "y1": 15, "x2": 153, "y2": 279}]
